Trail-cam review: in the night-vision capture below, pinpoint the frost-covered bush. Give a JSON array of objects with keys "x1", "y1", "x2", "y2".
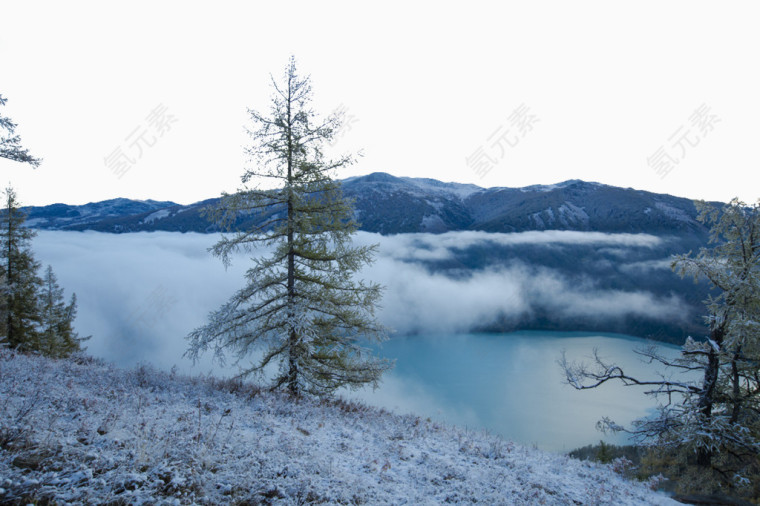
[{"x1": 0, "y1": 349, "x2": 677, "y2": 504}]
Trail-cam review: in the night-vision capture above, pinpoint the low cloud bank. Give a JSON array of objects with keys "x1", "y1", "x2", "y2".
[
  {"x1": 353, "y1": 230, "x2": 664, "y2": 262},
  {"x1": 31, "y1": 230, "x2": 687, "y2": 372},
  {"x1": 369, "y1": 260, "x2": 687, "y2": 336}
]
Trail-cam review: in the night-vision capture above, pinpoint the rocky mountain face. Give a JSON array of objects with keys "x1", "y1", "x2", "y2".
[{"x1": 22, "y1": 172, "x2": 710, "y2": 238}]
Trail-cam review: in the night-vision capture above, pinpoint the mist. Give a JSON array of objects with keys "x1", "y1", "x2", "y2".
[{"x1": 32, "y1": 230, "x2": 689, "y2": 373}]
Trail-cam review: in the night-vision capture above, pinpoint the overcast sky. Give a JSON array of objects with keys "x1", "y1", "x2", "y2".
[{"x1": 2, "y1": 1, "x2": 758, "y2": 206}]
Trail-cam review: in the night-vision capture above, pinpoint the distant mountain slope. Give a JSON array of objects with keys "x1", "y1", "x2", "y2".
[
  {"x1": 465, "y1": 182, "x2": 703, "y2": 235},
  {"x1": 23, "y1": 198, "x2": 176, "y2": 231},
  {"x1": 345, "y1": 174, "x2": 707, "y2": 236},
  {"x1": 22, "y1": 173, "x2": 712, "y2": 238}
]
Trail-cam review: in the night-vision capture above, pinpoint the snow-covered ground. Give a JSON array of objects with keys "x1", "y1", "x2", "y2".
[{"x1": 0, "y1": 349, "x2": 676, "y2": 505}]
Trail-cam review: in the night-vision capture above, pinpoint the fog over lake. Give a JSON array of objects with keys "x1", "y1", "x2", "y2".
[{"x1": 33, "y1": 230, "x2": 686, "y2": 450}]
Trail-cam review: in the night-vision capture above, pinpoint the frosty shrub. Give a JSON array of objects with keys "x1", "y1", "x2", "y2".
[{"x1": 562, "y1": 199, "x2": 760, "y2": 499}]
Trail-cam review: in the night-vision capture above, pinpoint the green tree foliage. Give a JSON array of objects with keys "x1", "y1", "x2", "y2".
[
  {"x1": 1, "y1": 186, "x2": 43, "y2": 349},
  {"x1": 39, "y1": 265, "x2": 87, "y2": 358},
  {"x1": 669, "y1": 199, "x2": 760, "y2": 492},
  {"x1": 561, "y1": 198, "x2": 760, "y2": 497},
  {"x1": 0, "y1": 94, "x2": 42, "y2": 168},
  {"x1": 186, "y1": 57, "x2": 391, "y2": 396},
  {"x1": 0, "y1": 186, "x2": 84, "y2": 357}
]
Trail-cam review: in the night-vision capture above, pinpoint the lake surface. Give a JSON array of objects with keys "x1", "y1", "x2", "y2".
[{"x1": 345, "y1": 331, "x2": 682, "y2": 452}]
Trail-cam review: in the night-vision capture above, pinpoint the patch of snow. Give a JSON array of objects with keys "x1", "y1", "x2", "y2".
[
  {"x1": 654, "y1": 202, "x2": 692, "y2": 223},
  {"x1": 402, "y1": 177, "x2": 484, "y2": 200},
  {"x1": 558, "y1": 203, "x2": 590, "y2": 227},
  {"x1": 520, "y1": 180, "x2": 604, "y2": 193},
  {"x1": 0, "y1": 349, "x2": 676, "y2": 505},
  {"x1": 142, "y1": 209, "x2": 172, "y2": 224},
  {"x1": 22, "y1": 218, "x2": 48, "y2": 227},
  {"x1": 425, "y1": 199, "x2": 444, "y2": 212}
]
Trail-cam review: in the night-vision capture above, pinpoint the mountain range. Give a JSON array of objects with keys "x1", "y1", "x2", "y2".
[
  {"x1": 23, "y1": 172, "x2": 711, "y2": 238},
  {"x1": 23, "y1": 173, "x2": 717, "y2": 343}
]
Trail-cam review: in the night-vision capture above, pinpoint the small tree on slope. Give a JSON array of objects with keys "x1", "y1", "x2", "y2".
[
  {"x1": 186, "y1": 57, "x2": 391, "y2": 396},
  {"x1": 561, "y1": 199, "x2": 760, "y2": 494},
  {"x1": 39, "y1": 265, "x2": 87, "y2": 358}
]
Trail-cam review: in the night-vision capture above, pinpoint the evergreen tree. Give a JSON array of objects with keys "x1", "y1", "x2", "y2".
[
  {"x1": 186, "y1": 57, "x2": 391, "y2": 396},
  {"x1": 670, "y1": 199, "x2": 760, "y2": 479},
  {"x1": 561, "y1": 198, "x2": 760, "y2": 494},
  {"x1": 0, "y1": 94, "x2": 42, "y2": 168},
  {"x1": 39, "y1": 265, "x2": 86, "y2": 357},
  {"x1": 0, "y1": 272, "x2": 8, "y2": 338},
  {"x1": 0, "y1": 186, "x2": 42, "y2": 350}
]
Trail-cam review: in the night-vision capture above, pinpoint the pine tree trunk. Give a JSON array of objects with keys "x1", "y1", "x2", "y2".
[
  {"x1": 5, "y1": 202, "x2": 13, "y2": 347},
  {"x1": 285, "y1": 79, "x2": 298, "y2": 397}
]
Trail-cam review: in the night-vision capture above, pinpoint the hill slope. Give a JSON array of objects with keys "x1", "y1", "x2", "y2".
[{"x1": 0, "y1": 349, "x2": 674, "y2": 505}]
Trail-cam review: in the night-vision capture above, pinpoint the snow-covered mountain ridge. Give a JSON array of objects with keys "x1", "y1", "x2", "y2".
[
  {"x1": 21, "y1": 173, "x2": 712, "y2": 237},
  {"x1": 0, "y1": 348, "x2": 675, "y2": 504}
]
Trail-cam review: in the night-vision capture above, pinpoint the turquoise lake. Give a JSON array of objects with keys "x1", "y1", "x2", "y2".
[{"x1": 346, "y1": 331, "x2": 683, "y2": 452}]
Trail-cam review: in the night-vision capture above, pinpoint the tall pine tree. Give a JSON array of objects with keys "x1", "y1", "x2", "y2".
[
  {"x1": 187, "y1": 57, "x2": 391, "y2": 396},
  {"x1": 1, "y1": 186, "x2": 42, "y2": 350},
  {"x1": 0, "y1": 186, "x2": 84, "y2": 357}
]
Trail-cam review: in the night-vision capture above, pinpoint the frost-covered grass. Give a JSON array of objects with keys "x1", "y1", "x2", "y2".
[{"x1": 0, "y1": 349, "x2": 677, "y2": 505}]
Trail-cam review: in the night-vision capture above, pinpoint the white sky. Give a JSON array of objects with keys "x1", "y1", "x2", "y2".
[{"x1": 1, "y1": 1, "x2": 758, "y2": 206}]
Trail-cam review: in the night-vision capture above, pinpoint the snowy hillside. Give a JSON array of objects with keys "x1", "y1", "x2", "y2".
[{"x1": 0, "y1": 349, "x2": 675, "y2": 505}]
